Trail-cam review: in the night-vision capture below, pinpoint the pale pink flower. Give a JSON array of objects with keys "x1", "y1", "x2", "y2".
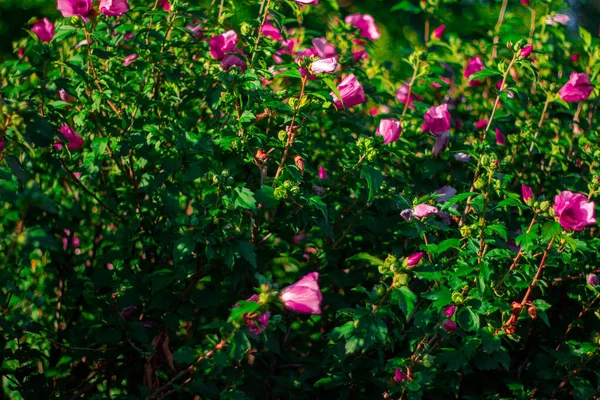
[{"x1": 280, "y1": 272, "x2": 322, "y2": 315}]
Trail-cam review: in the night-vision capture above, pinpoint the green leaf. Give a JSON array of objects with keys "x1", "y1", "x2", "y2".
[
  {"x1": 346, "y1": 253, "x2": 384, "y2": 266},
  {"x1": 421, "y1": 286, "x2": 452, "y2": 310},
  {"x1": 173, "y1": 346, "x2": 198, "y2": 364},
  {"x1": 541, "y1": 221, "x2": 561, "y2": 242},
  {"x1": 91, "y1": 138, "x2": 108, "y2": 157},
  {"x1": 457, "y1": 307, "x2": 480, "y2": 331},
  {"x1": 360, "y1": 166, "x2": 383, "y2": 203},
  {"x1": 228, "y1": 300, "x2": 261, "y2": 322},
  {"x1": 235, "y1": 240, "x2": 257, "y2": 268},
  {"x1": 234, "y1": 186, "x2": 256, "y2": 210},
  {"x1": 229, "y1": 330, "x2": 251, "y2": 362},
  {"x1": 391, "y1": 0, "x2": 421, "y2": 13},
  {"x1": 397, "y1": 286, "x2": 417, "y2": 320},
  {"x1": 51, "y1": 24, "x2": 77, "y2": 43},
  {"x1": 173, "y1": 235, "x2": 195, "y2": 265},
  {"x1": 579, "y1": 26, "x2": 592, "y2": 48},
  {"x1": 468, "y1": 68, "x2": 501, "y2": 82},
  {"x1": 322, "y1": 76, "x2": 341, "y2": 105}
]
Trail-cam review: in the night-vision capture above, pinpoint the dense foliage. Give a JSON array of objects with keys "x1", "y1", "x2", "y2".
[{"x1": 1, "y1": 0, "x2": 599, "y2": 398}]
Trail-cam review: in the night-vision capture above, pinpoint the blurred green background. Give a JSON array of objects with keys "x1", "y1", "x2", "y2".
[{"x1": 0, "y1": 0, "x2": 599, "y2": 63}]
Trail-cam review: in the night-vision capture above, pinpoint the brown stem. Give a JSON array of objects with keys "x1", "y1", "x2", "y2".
[
  {"x1": 555, "y1": 294, "x2": 600, "y2": 351},
  {"x1": 477, "y1": 171, "x2": 494, "y2": 262},
  {"x1": 492, "y1": 0, "x2": 509, "y2": 59},
  {"x1": 528, "y1": 7, "x2": 536, "y2": 44},
  {"x1": 422, "y1": 233, "x2": 433, "y2": 263},
  {"x1": 251, "y1": 0, "x2": 272, "y2": 64},
  {"x1": 494, "y1": 216, "x2": 537, "y2": 290},
  {"x1": 485, "y1": 53, "x2": 517, "y2": 133},
  {"x1": 402, "y1": 59, "x2": 420, "y2": 117},
  {"x1": 529, "y1": 96, "x2": 550, "y2": 152}
]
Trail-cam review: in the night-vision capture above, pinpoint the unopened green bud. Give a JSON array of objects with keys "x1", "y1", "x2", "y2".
[
  {"x1": 474, "y1": 177, "x2": 487, "y2": 190},
  {"x1": 460, "y1": 225, "x2": 472, "y2": 238},
  {"x1": 539, "y1": 201, "x2": 550, "y2": 212},
  {"x1": 451, "y1": 292, "x2": 464, "y2": 304},
  {"x1": 396, "y1": 273, "x2": 409, "y2": 286}
]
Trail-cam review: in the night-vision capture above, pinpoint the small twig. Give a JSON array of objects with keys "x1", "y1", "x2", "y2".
[{"x1": 492, "y1": 0, "x2": 509, "y2": 59}]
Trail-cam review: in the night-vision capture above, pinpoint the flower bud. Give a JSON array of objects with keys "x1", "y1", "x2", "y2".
[
  {"x1": 442, "y1": 305, "x2": 456, "y2": 318},
  {"x1": 587, "y1": 274, "x2": 599, "y2": 286},
  {"x1": 539, "y1": 201, "x2": 550, "y2": 212},
  {"x1": 294, "y1": 156, "x2": 305, "y2": 174},
  {"x1": 442, "y1": 320, "x2": 457, "y2": 332}
]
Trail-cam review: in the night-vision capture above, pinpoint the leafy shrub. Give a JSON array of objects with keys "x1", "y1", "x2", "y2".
[{"x1": 1, "y1": 0, "x2": 599, "y2": 399}]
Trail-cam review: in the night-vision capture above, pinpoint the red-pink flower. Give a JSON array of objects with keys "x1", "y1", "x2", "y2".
[
  {"x1": 293, "y1": 0, "x2": 318, "y2": 4},
  {"x1": 99, "y1": 0, "x2": 129, "y2": 16},
  {"x1": 262, "y1": 21, "x2": 282, "y2": 41},
  {"x1": 475, "y1": 119, "x2": 488, "y2": 130},
  {"x1": 312, "y1": 38, "x2": 337, "y2": 59},
  {"x1": 396, "y1": 83, "x2": 422, "y2": 108},
  {"x1": 424, "y1": 104, "x2": 451, "y2": 157},
  {"x1": 318, "y1": 166, "x2": 328, "y2": 180},
  {"x1": 345, "y1": 13, "x2": 380, "y2": 40},
  {"x1": 394, "y1": 368, "x2": 406, "y2": 383},
  {"x1": 520, "y1": 0, "x2": 530, "y2": 5},
  {"x1": 413, "y1": 204, "x2": 438, "y2": 218},
  {"x1": 331, "y1": 74, "x2": 366, "y2": 109},
  {"x1": 553, "y1": 191, "x2": 596, "y2": 231},
  {"x1": 57, "y1": 0, "x2": 93, "y2": 18},
  {"x1": 443, "y1": 320, "x2": 457, "y2": 332},
  {"x1": 280, "y1": 272, "x2": 322, "y2": 315},
  {"x1": 588, "y1": 274, "x2": 600, "y2": 286},
  {"x1": 55, "y1": 124, "x2": 84, "y2": 150},
  {"x1": 243, "y1": 295, "x2": 270, "y2": 335},
  {"x1": 432, "y1": 24, "x2": 446, "y2": 39},
  {"x1": 376, "y1": 119, "x2": 401, "y2": 145},
  {"x1": 210, "y1": 30, "x2": 238, "y2": 60},
  {"x1": 442, "y1": 305, "x2": 456, "y2": 318},
  {"x1": 221, "y1": 54, "x2": 247, "y2": 71},
  {"x1": 31, "y1": 18, "x2": 55, "y2": 43},
  {"x1": 158, "y1": 0, "x2": 170, "y2": 10},
  {"x1": 123, "y1": 53, "x2": 138, "y2": 66},
  {"x1": 571, "y1": 54, "x2": 580, "y2": 63},
  {"x1": 558, "y1": 72, "x2": 595, "y2": 102},
  {"x1": 520, "y1": 45, "x2": 533, "y2": 58},
  {"x1": 464, "y1": 56, "x2": 485, "y2": 86},
  {"x1": 406, "y1": 252, "x2": 424, "y2": 267},
  {"x1": 495, "y1": 127, "x2": 506, "y2": 146},
  {"x1": 521, "y1": 184, "x2": 533, "y2": 203},
  {"x1": 0, "y1": 141, "x2": 6, "y2": 152}
]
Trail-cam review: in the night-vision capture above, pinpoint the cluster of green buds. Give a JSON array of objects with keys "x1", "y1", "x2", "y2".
[
  {"x1": 356, "y1": 137, "x2": 377, "y2": 161},
  {"x1": 274, "y1": 180, "x2": 300, "y2": 199}
]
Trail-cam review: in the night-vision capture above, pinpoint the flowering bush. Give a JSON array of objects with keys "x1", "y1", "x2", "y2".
[{"x1": 1, "y1": 0, "x2": 600, "y2": 398}]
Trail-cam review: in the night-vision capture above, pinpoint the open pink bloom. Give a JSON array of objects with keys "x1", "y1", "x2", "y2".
[
  {"x1": 432, "y1": 24, "x2": 446, "y2": 39},
  {"x1": 464, "y1": 56, "x2": 485, "y2": 86},
  {"x1": 312, "y1": 38, "x2": 337, "y2": 59},
  {"x1": 495, "y1": 128, "x2": 506, "y2": 146},
  {"x1": 59, "y1": 89, "x2": 75, "y2": 103},
  {"x1": 520, "y1": 45, "x2": 533, "y2": 58},
  {"x1": 210, "y1": 30, "x2": 238, "y2": 60},
  {"x1": 435, "y1": 185, "x2": 457, "y2": 202},
  {"x1": 475, "y1": 119, "x2": 488, "y2": 130},
  {"x1": 57, "y1": 0, "x2": 93, "y2": 18},
  {"x1": 318, "y1": 166, "x2": 328, "y2": 180},
  {"x1": 55, "y1": 124, "x2": 84, "y2": 150},
  {"x1": 424, "y1": 104, "x2": 451, "y2": 157},
  {"x1": 376, "y1": 119, "x2": 401, "y2": 145},
  {"x1": 123, "y1": 53, "x2": 138, "y2": 66},
  {"x1": 521, "y1": 184, "x2": 533, "y2": 202},
  {"x1": 158, "y1": 0, "x2": 170, "y2": 10},
  {"x1": 558, "y1": 72, "x2": 595, "y2": 102},
  {"x1": 546, "y1": 14, "x2": 570, "y2": 26},
  {"x1": 99, "y1": 0, "x2": 129, "y2": 16},
  {"x1": 413, "y1": 204, "x2": 438, "y2": 218},
  {"x1": 442, "y1": 305, "x2": 456, "y2": 318},
  {"x1": 396, "y1": 83, "x2": 422, "y2": 109},
  {"x1": 261, "y1": 21, "x2": 282, "y2": 41},
  {"x1": 345, "y1": 13, "x2": 380, "y2": 40},
  {"x1": 31, "y1": 18, "x2": 55, "y2": 43},
  {"x1": 243, "y1": 295, "x2": 270, "y2": 335},
  {"x1": 221, "y1": 54, "x2": 247, "y2": 71},
  {"x1": 310, "y1": 57, "x2": 337, "y2": 74},
  {"x1": 280, "y1": 272, "x2": 322, "y2": 315},
  {"x1": 331, "y1": 74, "x2": 366, "y2": 109},
  {"x1": 293, "y1": 0, "x2": 318, "y2": 4},
  {"x1": 394, "y1": 369, "x2": 406, "y2": 383},
  {"x1": 553, "y1": 191, "x2": 596, "y2": 231},
  {"x1": 443, "y1": 320, "x2": 457, "y2": 332},
  {"x1": 406, "y1": 252, "x2": 424, "y2": 267}
]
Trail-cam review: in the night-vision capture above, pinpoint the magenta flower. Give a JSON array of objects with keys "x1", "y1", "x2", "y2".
[
  {"x1": 443, "y1": 320, "x2": 457, "y2": 332},
  {"x1": 571, "y1": 54, "x2": 580, "y2": 63},
  {"x1": 243, "y1": 295, "x2": 270, "y2": 335},
  {"x1": 521, "y1": 184, "x2": 533, "y2": 203},
  {"x1": 558, "y1": 72, "x2": 595, "y2": 102},
  {"x1": 376, "y1": 119, "x2": 401, "y2": 145},
  {"x1": 396, "y1": 83, "x2": 422, "y2": 109},
  {"x1": 261, "y1": 21, "x2": 282, "y2": 41},
  {"x1": 394, "y1": 368, "x2": 406, "y2": 383},
  {"x1": 280, "y1": 272, "x2": 322, "y2": 315},
  {"x1": 318, "y1": 166, "x2": 329, "y2": 180},
  {"x1": 55, "y1": 124, "x2": 84, "y2": 150},
  {"x1": 99, "y1": 0, "x2": 129, "y2": 16},
  {"x1": 474, "y1": 119, "x2": 488, "y2": 130},
  {"x1": 406, "y1": 252, "x2": 424, "y2": 267},
  {"x1": 221, "y1": 54, "x2": 247, "y2": 71},
  {"x1": 310, "y1": 57, "x2": 338, "y2": 74},
  {"x1": 210, "y1": 30, "x2": 238, "y2": 60},
  {"x1": 588, "y1": 274, "x2": 599, "y2": 286},
  {"x1": 59, "y1": 89, "x2": 75, "y2": 103},
  {"x1": 0, "y1": 141, "x2": 6, "y2": 152},
  {"x1": 435, "y1": 185, "x2": 457, "y2": 202},
  {"x1": 424, "y1": 104, "x2": 451, "y2": 157},
  {"x1": 520, "y1": 45, "x2": 533, "y2": 59},
  {"x1": 293, "y1": 0, "x2": 318, "y2": 4},
  {"x1": 520, "y1": 0, "x2": 530, "y2": 5},
  {"x1": 553, "y1": 191, "x2": 596, "y2": 231},
  {"x1": 442, "y1": 305, "x2": 456, "y2": 318},
  {"x1": 123, "y1": 53, "x2": 138, "y2": 66},
  {"x1": 331, "y1": 74, "x2": 366, "y2": 109},
  {"x1": 312, "y1": 38, "x2": 337, "y2": 59},
  {"x1": 495, "y1": 127, "x2": 506, "y2": 146},
  {"x1": 464, "y1": 56, "x2": 485, "y2": 86},
  {"x1": 31, "y1": 18, "x2": 55, "y2": 43},
  {"x1": 57, "y1": 0, "x2": 93, "y2": 18},
  {"x1": 345, "y1": 13, "x2": 380, "y2": 41},
  {"x1": 432, "y1": 24, "x2": 446, "y2": 39},
  {"x1": 413, "y1": 204, "x2": 439, "y2": 219},
  {"x1": 158, "y1": 0, "x2": 170, "y2": 10}
]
